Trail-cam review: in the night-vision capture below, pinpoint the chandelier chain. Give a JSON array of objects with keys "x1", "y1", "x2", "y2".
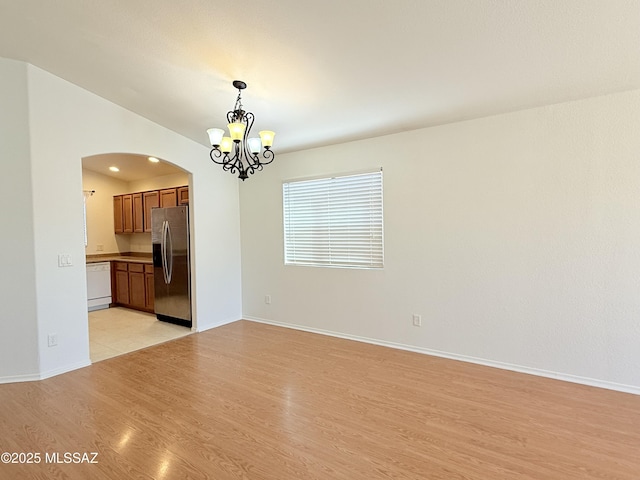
[{"x1": 234, "y1": 91, "x2": 243, "y2": 115}]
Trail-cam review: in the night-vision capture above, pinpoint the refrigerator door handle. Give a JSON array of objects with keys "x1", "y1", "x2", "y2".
[
  {"x1": 161, "y1": 220, "x2": 171, "y2": 284},
  {"x1": 165, "y1": 220, "x2": 174, "y2": 284}
]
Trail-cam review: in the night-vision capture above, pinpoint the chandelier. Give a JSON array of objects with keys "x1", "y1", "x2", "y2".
[{"x1": 207, "y1": 80, "x2": 275, "y2": 181}]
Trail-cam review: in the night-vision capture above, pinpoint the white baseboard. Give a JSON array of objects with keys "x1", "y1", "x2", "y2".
[
  {"x1": 0, "y1": 372, "x2": 42, "y2": 384},
  {"x1": 39, "y1": 360, "x2": 92, "y2": 380},
  {"x1": 244, "y1": 315, "x2": 640, "y2": 396},
  {"x1": 0, "y1": 359, "x2": 92, "y2": 384},
  {"x1": 194, "y1": 315, "x2": 240, "y2": 333}
]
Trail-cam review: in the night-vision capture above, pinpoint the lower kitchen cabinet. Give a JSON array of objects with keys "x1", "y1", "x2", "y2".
[
  {"x1": 145, "y1": 264, "x2": 155, "y2": 311},
  {"x1": 128, "y1": 263, "x2": 146, "y2": 310},
  {"x1": 114, "y1": 262, "x2": 130, "y2": 305},
  {"x1": 112, "y1": 261, "x2": 154, "y2": 313}
]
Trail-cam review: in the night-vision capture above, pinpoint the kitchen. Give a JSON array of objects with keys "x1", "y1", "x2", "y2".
[{"x1": 82, "y1": 153, "x2": 193, "y2": 362}]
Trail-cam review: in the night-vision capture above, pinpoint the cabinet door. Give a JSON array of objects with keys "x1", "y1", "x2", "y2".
[
  {"x1": 145, "y1": 265, "x2": 155, "y2": 311},
  {"x1": 133, "y1": 193, "x2": 144, "y2": 233},
  {"x1": 177, "y1": 186, "x2": 189, "y2": 205},
  {"x1": 159, "y1": 188, "x2": 177, "y2": 207},
  {"x1": 129, "y1": 269, "x2": 146, "y2": 310},
  {"x1": 143, "y1": 191, "x2": 159, "y2": 232},
  {"x1": 115, "y1": 269, "x2": 130, "y2": 305},
  {"x1": 113, "y1": 196, "x2": 124, "y2": 234},
  {"x1": 122, "y1": 194, "x2": 134, "y2": 233}
]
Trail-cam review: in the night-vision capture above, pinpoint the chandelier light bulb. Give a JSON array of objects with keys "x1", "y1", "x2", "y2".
[
  {"x1": 228, "y1": 122, "x2": 246, "y2": 142},
  {"x1": 247, "y1": 137, "x2": 262, "y2": 154},
  {"x1": 220, "y1": 137, "x2": 233, "y2": 153},
  {"x1": 259, "y1": 130, "x2": 275, "y2": 148},
  {"x1": 207, "y1": 128, "x2": 225, "y2": 147}
]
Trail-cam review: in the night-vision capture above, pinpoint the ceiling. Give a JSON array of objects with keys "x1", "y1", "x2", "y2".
[
  {"x1": 1, "y1": 0, "x2": 639, "y2": 155},
  {"x1": 81, "y1": 153, "x2": 185, "y2": 182}
]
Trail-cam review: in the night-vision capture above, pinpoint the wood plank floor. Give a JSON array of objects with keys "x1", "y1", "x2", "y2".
[{"x1": 1, "y1": 320, "x2": 639, "y2": 479}]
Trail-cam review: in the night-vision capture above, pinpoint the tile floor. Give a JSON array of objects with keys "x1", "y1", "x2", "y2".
[{"x1": 88, "y1": 307, "x2": 192, "y2": 362}]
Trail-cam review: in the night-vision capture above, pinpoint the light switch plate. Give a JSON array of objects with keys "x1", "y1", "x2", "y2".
[{"x1": 57, "y1": 254, "x2": 73, "y2": 267}]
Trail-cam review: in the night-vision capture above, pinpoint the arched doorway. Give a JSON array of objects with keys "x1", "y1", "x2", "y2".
[{"x1": 82, "y1": 152, "x2": 195, "y2": 362}]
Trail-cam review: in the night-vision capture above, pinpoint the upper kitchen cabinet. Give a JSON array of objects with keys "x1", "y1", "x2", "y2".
[
  {"x1": 143, "y1": 190, "x2": 159, "y2": 232},
  {"x1": 160, "y1": 188, "x2": 177, "y2": 208},
  {"x1": 113, "y1": 195, "x2": 124, "y2": 234},
  {"x1": 114, "y1": 185, "x2": 188, "y2": 234},
  {"x1": 122, "y1": 194, "x2": 134, "y2": 233},
  {"x1": 113, "y1": 193, "x2": 135, "y2": 234},
  {"x1": 177, "y1": 186, "x2": 189, "y2": 205},
  {"x1": 133, "y1": 193, "x2": 144, "y2": 233}
]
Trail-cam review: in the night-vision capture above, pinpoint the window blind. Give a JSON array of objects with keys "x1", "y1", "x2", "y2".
[{"x1": 283, "y1": 170, "x2": 383, "y2": 268}]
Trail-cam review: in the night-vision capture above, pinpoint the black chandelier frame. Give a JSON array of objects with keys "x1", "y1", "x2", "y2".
[{"x1": 209, "y1": 80, "x2": 275, "y2": 181}]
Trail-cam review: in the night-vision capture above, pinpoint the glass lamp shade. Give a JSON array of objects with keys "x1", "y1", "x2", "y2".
[
  {"x1": 220, "y1": 137, "x2": 233, "y2": 153},
  {"x1": 228, "y1": 122, "x2": 246, "y2": 142},
  {"x1": 247, "y1": 137, "x2": 262, "y2": 154},
  {"x1": 207, "y1": 128, "x2": 225, "y2": 147},
  {"x1": 259, "y1": 130, "x2": 275, "y2": 148}
]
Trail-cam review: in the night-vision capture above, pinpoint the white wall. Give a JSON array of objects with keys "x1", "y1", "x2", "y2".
[
  {"x1": 240, "y1": 89, "x2": 640, "y2": 393},
  {"x1": 82, "y1": 168, "x2": 131, "y2": 255},
  {"x1": 0, "y1": 60, "x2": 243, "y2": 382},
  {"x1": 0, "y1": 59, "x2": 40, "y2": 380}
]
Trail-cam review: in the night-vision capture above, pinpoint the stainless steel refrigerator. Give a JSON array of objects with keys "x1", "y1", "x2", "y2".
[{"x1": 151, "y1": 206, "x2": 192, "y2": 327}]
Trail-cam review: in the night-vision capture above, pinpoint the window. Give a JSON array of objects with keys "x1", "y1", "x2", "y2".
[{"x1": 283, "y1": 170, "x2": 383, "y2": 269}]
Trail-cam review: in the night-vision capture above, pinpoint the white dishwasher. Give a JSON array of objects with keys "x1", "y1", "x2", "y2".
[{"x1": 86, "y1": 262, "x2": 112, "y2": 311}]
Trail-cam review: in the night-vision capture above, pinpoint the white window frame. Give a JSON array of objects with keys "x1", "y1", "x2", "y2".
[{"x1": 283, "y1": 169, "x2": 384, "y2": 269}]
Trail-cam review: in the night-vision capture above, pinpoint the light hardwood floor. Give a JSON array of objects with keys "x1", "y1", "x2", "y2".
[{"x1": 1, "y1": 320, "x2": 639, "y2": 479}]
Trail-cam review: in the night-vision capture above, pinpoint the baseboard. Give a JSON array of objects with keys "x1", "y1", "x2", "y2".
[
  {"x1": 194, "y1": 316, "x2": 240, "y2": 333},
  {"x1": 0, "y1": 372, "x2": 42, "y2": 384},
  {"x1": 244, "y1": 316, "x2": 640, "y2": 396},
  {"x1": 39, "y1": 360, "x2": 92, "y2": 381},
  {"x1": 0, "y1": 359, "x2": 92, "y2": 384}
]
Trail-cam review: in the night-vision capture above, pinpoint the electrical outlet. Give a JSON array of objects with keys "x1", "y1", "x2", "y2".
[
  {"x1": 96, "y1": 244, "x2": 104, "y2": 252},
  {"x1": 48, "y1": 334, "x2": 58, "y2": 347},
  {"x1": 265, "y1": 295, "x2": 272, "y2": 305},
  {"x1": 412, "y1": 314, "x2": 422, "y2": 327}
]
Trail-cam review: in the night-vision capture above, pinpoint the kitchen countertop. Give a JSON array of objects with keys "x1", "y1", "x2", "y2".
[{"x1": 86, "y1": 254, "x2": 153, "y2": 264}]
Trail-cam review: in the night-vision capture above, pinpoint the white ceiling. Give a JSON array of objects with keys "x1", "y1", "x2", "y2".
[
  {"x1": 1, "y1": 0, "x2": 639, "y2": 155},
  {"x1": 81, "y1": 153, "x2": 185, "y2": 182}
]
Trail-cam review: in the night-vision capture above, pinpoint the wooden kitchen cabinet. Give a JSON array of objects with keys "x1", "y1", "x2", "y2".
[
  {"x1": 114, "y1": 262, "x2": 130, "y2": 305},
  {"x1": 113, "y1": 194, "x2": 134, "y2": 234},
  {"x1": 133, "y1": 193, "x2": 144, "y2": 233},
  {"x1": 112, "y1": 261, "x2": 154, "y2": 313},
  {"x1": 128, "y1": 263, "x2": 146, "y2": 309},
  {"x1": 160, "y1": 188, "x2": 177, "y2": 207},
  {"x1": 145, "y1": 264, "x2": 155, "y2": 311},
  {"x1": 122, "y1": 194, "x2": 134, "y2": 233},
  {"x1": 115, "y1": 186, "x2": 188, "y2": 234},
  {"x1": 113, "y1": 196, "x2": 124, "y2": 234},
  {"x1": 177, "y1": 186, "x2": 189, "y2": 205},
  {"x1": 143, "y1": 190, "x2": 159, "y2": 232}
]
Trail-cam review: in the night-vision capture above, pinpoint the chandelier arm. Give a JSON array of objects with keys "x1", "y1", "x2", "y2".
[
  {"x1": 242, "y1": 112, "x2": 259, "y2": 169},
  {"x1": 260, "y1": 148, "x2": 276, "y2": 165},
  {"x1": 209, "y1": 148, "x2": 228, "y2": 165},
  {"x1": 232, "y1": 141, "x2": 248, "y2": 179}
]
